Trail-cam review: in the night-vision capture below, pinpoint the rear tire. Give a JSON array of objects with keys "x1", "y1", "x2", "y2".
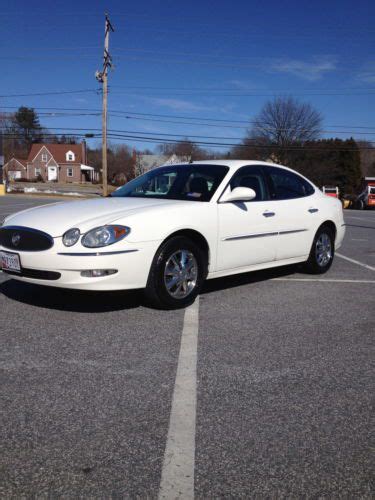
[
  {"x1": 145, "y1": 236, "x2": 207, "y2": 309},
  {"x1": 303, "y1": 226, "x2": 335, "y2": 274}
]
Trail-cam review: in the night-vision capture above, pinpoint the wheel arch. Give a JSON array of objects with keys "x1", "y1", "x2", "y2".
[
  {"x1": 161, "y1": 229, "x2": 210, "y2": 267},
  {"x1": 318, "y1": 220, "x2": 337, "y2": 240}
]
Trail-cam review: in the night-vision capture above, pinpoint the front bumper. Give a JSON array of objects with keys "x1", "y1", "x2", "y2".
[{"x1": 0, "y1": 240, "x2": 159, "y2": 291}]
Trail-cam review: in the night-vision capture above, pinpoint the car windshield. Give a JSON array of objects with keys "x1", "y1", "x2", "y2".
[{"x1": 111, "y1": 164, "x2": 229, "y2": 201}]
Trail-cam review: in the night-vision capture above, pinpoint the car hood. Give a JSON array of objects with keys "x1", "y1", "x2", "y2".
[{"x1": 4, "y1": 197, "x2": 187, "y2": 237}]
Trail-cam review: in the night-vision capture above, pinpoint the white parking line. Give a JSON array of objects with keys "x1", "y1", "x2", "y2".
[
  {"x1": 351, "y1": 238, "x2": 368, "y2": 241},
  {"x1": 273, "y1": 278, "x2": 375, "y2": 283},
  {"x1": 159, "y1": 298, "x2": 199, "y2": 500},
  {"x1": 336, "y1": 252, "x2": 375, "y2": 271}
]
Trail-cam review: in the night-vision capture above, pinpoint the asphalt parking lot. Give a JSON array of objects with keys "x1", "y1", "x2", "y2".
[{"x1": 0, "y1": 195, "x2": 374, "y2": 497}]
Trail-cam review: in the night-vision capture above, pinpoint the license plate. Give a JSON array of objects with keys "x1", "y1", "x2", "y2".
[{"x1": 0, "y1": 251, "x2": 21, "y2": 273}]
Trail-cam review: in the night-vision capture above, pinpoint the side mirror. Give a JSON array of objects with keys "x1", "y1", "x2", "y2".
[{"x1": 220, "y1": 186, "x2": 256, "y2": 203}]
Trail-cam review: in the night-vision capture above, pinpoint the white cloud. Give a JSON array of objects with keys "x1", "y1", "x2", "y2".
[
  {"x1": 357, "y1": 63, "x2": 375, "y2": 83},
  {"x1": 268, "y1": 57, "x2": 337, "y2": 81},
  {"x1": 149, "y1": 98, "x2": 210, "y2": 113}
]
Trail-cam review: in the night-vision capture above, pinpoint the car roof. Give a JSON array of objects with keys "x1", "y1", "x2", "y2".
[
  {"x1": 156, "y1": 160, "x2": 318, "y2": 187},
  {"x1": 172, "y1": 159, "x2": 288, "y2": 171}
]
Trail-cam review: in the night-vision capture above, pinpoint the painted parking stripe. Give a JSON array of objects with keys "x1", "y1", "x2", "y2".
[
  {"x1": 273, "y1": 278, "x2": 375, "y2": 283},
  {"x1": 336, "y1": 252, "x2": 375, "y2": 271},
  {"x1": 159, "y1": 297, "x2": 199, "y2": 500}
]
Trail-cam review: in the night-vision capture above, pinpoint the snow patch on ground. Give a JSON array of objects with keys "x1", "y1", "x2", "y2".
[{"x1": 7, "y1": 186, "x2": 85, "y2": 196}]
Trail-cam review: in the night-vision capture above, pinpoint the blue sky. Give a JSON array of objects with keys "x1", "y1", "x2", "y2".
[{"x1": 1, "y1": 0, "x2": 374, "y2": 152}]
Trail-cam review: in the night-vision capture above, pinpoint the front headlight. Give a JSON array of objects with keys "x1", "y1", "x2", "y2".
[
  {"x1": 62, "y1": 228, "x2": 81, "y2": 247},
  {"x1": 81, "y1": 225, "x2": 130, "y2": 248}
]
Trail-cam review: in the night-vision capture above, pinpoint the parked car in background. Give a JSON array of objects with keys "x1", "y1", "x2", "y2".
[
  {"x1": 322, "y1": 186, "x2": 339, "y2": 198},
  {"x1": 0, "y1": 160, "x2": 345, "y2": 309},
  {"x1": 354, "y1": 177, "x2": 375, "y2": 210}
]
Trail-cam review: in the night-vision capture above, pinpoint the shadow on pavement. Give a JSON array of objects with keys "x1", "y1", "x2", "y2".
[
  {"x1": 1, "y1": 264, "x2": 301, "y2": 312},
  {"x1": 0, "y1": 278, "x2": 144, "y2": 312},
  {"x1": 202, "y1": 264, "x2": 299, "y2": 294}
]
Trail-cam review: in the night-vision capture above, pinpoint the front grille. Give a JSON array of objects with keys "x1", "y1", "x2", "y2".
[
  {"x1": 0, "y1": 226, "x2": 54, "y2": 251},
  {"x1": 3, "y1": 268, "x2": 61, "y2": 280}
]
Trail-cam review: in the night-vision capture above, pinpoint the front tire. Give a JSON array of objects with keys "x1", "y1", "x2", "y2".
[
  {"x1": 145, "y1": 236, "x2": 207, "y2": 309},
  {"x1": 303, "y1": 226, "x2": 335, "y2": 274}
]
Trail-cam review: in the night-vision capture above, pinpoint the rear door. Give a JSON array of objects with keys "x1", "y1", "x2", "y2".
[
  {"x1": 264, "y1": 166, "x2": 319, "y2": 260},
  {"x1": 216, "y1": 165, "x2": 278, "y2": 271}
]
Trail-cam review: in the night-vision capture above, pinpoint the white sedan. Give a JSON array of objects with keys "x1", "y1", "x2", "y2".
[{"x1": 0, "y1": 160, "x2": 345, "y2": 308}]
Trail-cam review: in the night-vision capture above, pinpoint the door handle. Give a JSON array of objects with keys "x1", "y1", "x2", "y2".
[
  {"x1": 263, "y1": 211, "x2": 275, "y2": 217},
  {"x1": 308, "y1": 208, "x2": 319, "y2": 213}
]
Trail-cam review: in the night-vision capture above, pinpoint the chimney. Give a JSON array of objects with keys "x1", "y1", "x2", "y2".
[{"x1": 82, "y1": 139, "x2": 87, "y2": 165}]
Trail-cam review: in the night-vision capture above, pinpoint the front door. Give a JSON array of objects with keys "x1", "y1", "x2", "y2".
[
  {"x1": 216, "y1": 165, "x2": 278, "y2": 271},
  {"x1": 48, "y1": 166, "x2": 57, "y2": 181}
]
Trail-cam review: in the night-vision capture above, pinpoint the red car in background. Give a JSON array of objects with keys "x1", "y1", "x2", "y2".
[
  {"x1": 322, "y1": 186, "x2": 339, "y2": 198},
  {"x1": 355, "y1": 177, "x2": 375, "y2": 209}
]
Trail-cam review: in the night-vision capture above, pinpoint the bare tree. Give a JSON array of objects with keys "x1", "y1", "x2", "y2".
[{"x1": 248, "y1": 96, "x2": 323, "y2": 164}]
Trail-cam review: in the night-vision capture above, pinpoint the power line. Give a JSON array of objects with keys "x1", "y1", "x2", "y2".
[
  {"x1": 3, "y1": 131, "x2": 373, "y2": 151},
  {"x1": 1, "y1": 16, "x2": 371, "y2": 39},
  {"x1": 104, "y1": 133, "x2": 375, "y2": 151},
  {"x1": 2, "y1": 105, "x2": 375, "y2": 131},
  {"x1": 109, "y1": 90, "x2": 375, "y2": 97},
  {"x1": 2, "y1": 45, "x2": 367, "y2": 68},
  {"x1": 3, "y1": 125, "x2": 375, "y2": 139},
  {"x1": 0, "y1": 89, "x2": 101, "y2": 98},
  {"x1": 4, "y1": 109, "x2": 375, "y2": 133},
  {"x1": 2, "y1": 86, "x2": 375, "y2": 99},
  {"x1": 2, "y1": 127, "x2": 374, "y2": 149},
  {"x1": 109, "y1": 84, "x2": 375, "y2": 92},
  {"x1": 0, "y1": 9, "x2": 373, "y2": 34}
]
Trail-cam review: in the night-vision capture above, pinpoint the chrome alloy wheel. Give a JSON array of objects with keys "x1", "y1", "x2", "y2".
[
  {"x1": 164, "y1": 249, "x2": 198, "y2": 299},
  {"x1": 315, "y1": 232, "x2": 332, "y2": 267}
]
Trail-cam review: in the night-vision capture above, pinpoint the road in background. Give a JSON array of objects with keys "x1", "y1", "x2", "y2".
[
  {"x1": 0, "y1": 195, "x2": 374, "y2": 497},
  {"x1": 0, "y1": 195, "x2": 67, "y2": 222}
]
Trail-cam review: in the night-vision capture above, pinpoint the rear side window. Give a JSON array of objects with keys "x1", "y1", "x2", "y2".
[
  {"x1": 266, "y1": 167, "x2": 314, "y2": 200},
  {"x1": 229, "y1": 165, "x2": 268, "y2": 201}
]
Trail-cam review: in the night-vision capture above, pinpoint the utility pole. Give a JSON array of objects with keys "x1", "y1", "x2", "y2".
[{"x1": 96, "y1": 13, "x2": 114, "y2": 197}]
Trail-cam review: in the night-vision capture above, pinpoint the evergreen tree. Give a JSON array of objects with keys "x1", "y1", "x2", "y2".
[{"x1": 13, "y1": 107, "x2": 43, "y2": 147}]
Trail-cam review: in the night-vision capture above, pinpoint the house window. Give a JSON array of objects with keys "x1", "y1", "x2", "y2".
[
  {"x1": 67, "y1": 168, "x2": 73, "y2": 177},
  {"x1": 35, "y1": 168, "x2": 41, "y2": 177},
  {"x1": 41, "y1": 153, "x2": 47, "y2": 162},
  {"x1": 66, "y1": 151, "x2": 75, "y2": 161}
]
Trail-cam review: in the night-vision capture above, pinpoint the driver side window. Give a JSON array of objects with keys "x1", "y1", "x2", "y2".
[{"x1": 229, "y1": 166, "x2": 268, "y2": 201}]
